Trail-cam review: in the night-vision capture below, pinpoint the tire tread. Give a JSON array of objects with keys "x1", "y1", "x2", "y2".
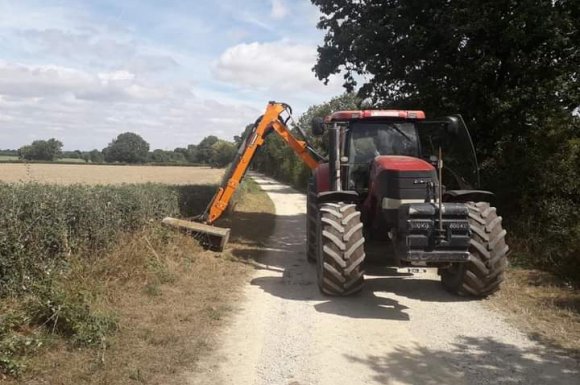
[{"x1": 442, "y1": 202, "x2": 509, "y2": 297}]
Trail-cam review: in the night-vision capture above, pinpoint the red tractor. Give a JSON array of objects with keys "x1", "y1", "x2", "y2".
[
  {"x1": 176, "y1": 102, "x2": 508, "y2": 298},
  {"x1": 306, "y1": 109, "x2": 509, "y2": 297}
]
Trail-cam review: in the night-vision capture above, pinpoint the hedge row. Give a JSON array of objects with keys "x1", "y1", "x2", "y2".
[{"x1": 0, "y1": 183, "x2": 217, "y2": 295}]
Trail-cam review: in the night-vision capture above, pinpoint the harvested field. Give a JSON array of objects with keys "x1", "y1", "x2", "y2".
[{"x1": 0, "y1": 163, "x2": 224, "y2": 185}]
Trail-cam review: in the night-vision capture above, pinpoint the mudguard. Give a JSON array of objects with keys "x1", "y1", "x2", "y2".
[
  {"x1": 443, "y1": 190, "x2": 494, "y2": 203},
  {"x1": 317, "y1": 191, "x2": 359, "y2": 205}
]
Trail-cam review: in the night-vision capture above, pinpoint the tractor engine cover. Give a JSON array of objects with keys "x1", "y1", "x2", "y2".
[
  {"x1": 363, "y1": 155, "x2": 436, "y2": 240},
  {"x1": 395, "y1": 203, "x2": 470, "y2": 263}
]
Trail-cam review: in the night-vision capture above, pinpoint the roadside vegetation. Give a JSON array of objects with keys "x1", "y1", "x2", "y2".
[
  {"x1": 0, "y1": 179, "x2": 273, "y2": 382},
  {"x1": 487, "y1": 269, "x2": 580, "y2": 357}
]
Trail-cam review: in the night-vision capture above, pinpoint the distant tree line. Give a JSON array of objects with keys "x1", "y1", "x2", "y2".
[{"x1": 10, "y1": 132, "x2": 237, "y2": 168}]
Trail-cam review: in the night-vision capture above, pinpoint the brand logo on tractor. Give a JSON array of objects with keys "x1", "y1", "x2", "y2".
[
  {"x1": 448, "y1": 222, "x2": 469, "y2": 230},
  {"x1": 409, "y1": 221, "x2": 431, "y2": 230}
]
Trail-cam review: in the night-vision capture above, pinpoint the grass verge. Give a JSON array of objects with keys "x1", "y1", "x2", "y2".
[
  {"x1": 0, "y1": 179, "x2": 276, "y2": 383},
  {"x1": 487, "y1": 267, "x2": 580, "y2": 357}
]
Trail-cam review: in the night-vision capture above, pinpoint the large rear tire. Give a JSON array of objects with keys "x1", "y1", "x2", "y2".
[
  {"x1": 441, "y1": 202, "x2": 509, "y2": 297},
  {"x1": 306, "y1": 178, "x2": 317, "y2": 263},
  {"x1": 317, "y1": 202, "x2": 365, "y2": 296}
]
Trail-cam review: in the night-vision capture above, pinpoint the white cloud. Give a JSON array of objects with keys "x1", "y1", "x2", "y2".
[
  {"x1": 98, "y1": 70, "x2": 136, "y2": 83},
  {"x1": 0, "y1": 62, "x2": 93, "y2": 98},
  {"x1": 270, "y1": 0, "x2": 289, "y2": 20},
  {"x1": 0, "y1": 61, "x2": 168, "y2": 102},
  {"x1": 0, "y1": 60, "x2": 261, "y2": 150},
  {"x1": 0, "y1": 1, "x2": 342, "y2": 150},
  {"x1": 0, "y1": 2, "x2": 81, "y2": 31},
  {"x1": 12, "y1": 28, "x2": 179, "y2": 75},
  {"x1": 213, "y1": 40, "x2": 342, "y2": 94}
]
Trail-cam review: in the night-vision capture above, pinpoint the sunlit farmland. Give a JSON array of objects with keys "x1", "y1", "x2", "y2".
[{"x1": 0, "y1": 163, "x2": 224, "y2": 185}]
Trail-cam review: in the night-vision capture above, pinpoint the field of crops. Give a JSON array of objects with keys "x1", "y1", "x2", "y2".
[{"x1": 0, "y1": 163, "x2": 224, "y2": 185}]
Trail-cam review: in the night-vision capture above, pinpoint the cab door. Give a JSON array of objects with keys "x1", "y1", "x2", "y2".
[{"x1": 417, "y1": 115, "x2": 480, "y2": 190}]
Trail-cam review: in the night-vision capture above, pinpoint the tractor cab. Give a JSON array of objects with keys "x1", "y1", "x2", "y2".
[
  {"x1": 311, "y1": 109, "x2": 486, "y2": 261},
  {"x1": 308, "y1": 106, "x2": 508, "y2": 297},
  {"x1": 320, "y1": 109, "x2": 480, "y2": 196}
]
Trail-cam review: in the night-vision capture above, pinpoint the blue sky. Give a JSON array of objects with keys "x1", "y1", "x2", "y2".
[{"x1": 0, "y1": 0, "x2": 344, "y2": 150}]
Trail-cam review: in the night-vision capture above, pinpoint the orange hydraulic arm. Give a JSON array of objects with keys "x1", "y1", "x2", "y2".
[{"x1": 201, "y1": 102, "x2": 320, "y2": 224}]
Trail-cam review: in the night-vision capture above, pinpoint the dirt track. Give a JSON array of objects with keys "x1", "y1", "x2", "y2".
[{"x1": 190, "y1": 174, "x2": 578, "y2": 385}]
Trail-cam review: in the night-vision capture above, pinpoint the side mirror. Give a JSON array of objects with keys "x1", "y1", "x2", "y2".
[
  {"x1": 311, "y1": 117, "x2": 325, "y2": 136},
  {"x1": 428, "y1": 155, "x2": 438, "y2": 166},
  {"x1": 445, "y1": 116, "x2": 460, "y2": 135}
]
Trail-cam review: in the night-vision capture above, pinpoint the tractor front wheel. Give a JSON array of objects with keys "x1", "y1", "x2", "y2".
[
  {"x1": 316, "y1": 202, "x2": 365, "y2": 296},
  {"x1": 441, "y1": 202, "x2": 509, "y2": 297}
]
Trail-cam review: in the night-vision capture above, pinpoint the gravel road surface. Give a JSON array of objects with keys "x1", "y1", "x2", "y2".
[{"x1": 190, "y1": 174, "x2": 578, "y2": 385}]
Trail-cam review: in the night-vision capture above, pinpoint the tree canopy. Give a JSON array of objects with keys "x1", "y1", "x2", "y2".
[
  {"x1": 18, "y1": 139, "x2": 63, "y2": 161},
  {"x1": 313, "y1": 0, "x2": 578, "y2": 154},
  {"x1": 88, "y1": 149, "x2": 104, "y2": 163},
  {"x1": 103, "y1": 132, "x2": 150, "y2": 163},
  {"x1": 195, "y1": 135, "x2": 219, "y2": 164},
  {"x1": 313, "y1": 0, "x2": 578, "y2": 115},
  {"x1": 209, "y1": 140, "x2": 237, "y2": 168}
]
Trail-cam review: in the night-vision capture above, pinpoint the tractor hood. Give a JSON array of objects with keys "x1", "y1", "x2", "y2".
[
  {"x1": 372, "y1": 155, "x2": 434, "y2": 174},
  {"x1": 362, "y1": 155, "x2": 438, "y2": 241},
  {"x1": 368, "y1": 156, "x2": 437, "y2": 205}
]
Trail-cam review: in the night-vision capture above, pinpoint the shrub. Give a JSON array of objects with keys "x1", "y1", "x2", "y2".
[
  {"x1": 0, "y1": 311, "x2": 44, "y2": 376},
  {"x1": 0, "y1": 181, "x2": 222, "y2": 376},
  {"x1": 507, "y1": 135, "x2": 580, "y2": 280},
  {"x1": 27, "y1": 282, "x2": 117, "y2": 347},
  {"x1": 103, "y1": 132, "x2": 150, "y2": 163},
  {"x1": 0, "y1": 183, "x2": 217, "y2": 296}
]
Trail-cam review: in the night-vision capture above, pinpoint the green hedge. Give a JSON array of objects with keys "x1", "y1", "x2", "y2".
[
  {"x1": 0, "y1": 183, "x2": 217, "y2": 296},
  {"x1": 252, "y1": 135, "x2": 311, "y2": 191}
]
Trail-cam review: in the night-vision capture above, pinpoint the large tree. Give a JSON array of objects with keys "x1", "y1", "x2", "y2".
[
  {"x1": 103, "y1": 132, "x2": 150, "y2": 163},
  {"x1": 195, "y1": 136, "x2": 219, "y2": 164},
  {"x1": 209, "y1": 140, "x2": 237, "y2": 168},
  {"x1": 18, "y1": 138, "x2": 63, "y2": 161},
  {"x1": 313, "y1": 0, "x2": 578, "y2": 148}
]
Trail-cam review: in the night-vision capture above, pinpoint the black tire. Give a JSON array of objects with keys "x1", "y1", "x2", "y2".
[
  {"x1": 317, "y1": 202, "x2": 365, "y2": 296},
  {"x1": 306, "y1": 178, "x2": 317, "y2": 263},
  {"x1": 441, "y1": 202, "x2": 509, "y2": 297}
]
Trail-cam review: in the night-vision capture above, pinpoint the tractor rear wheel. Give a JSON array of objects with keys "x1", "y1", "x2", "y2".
[
  {"x1": 317, "y1": 202, "x2": 365, "y2": 296},
  {"x1": 441, "y1": 202, "x2": 509, "y2": 297},
  {"x1": 306, "y1": 178, "x2": 317, "y2": 263}
]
